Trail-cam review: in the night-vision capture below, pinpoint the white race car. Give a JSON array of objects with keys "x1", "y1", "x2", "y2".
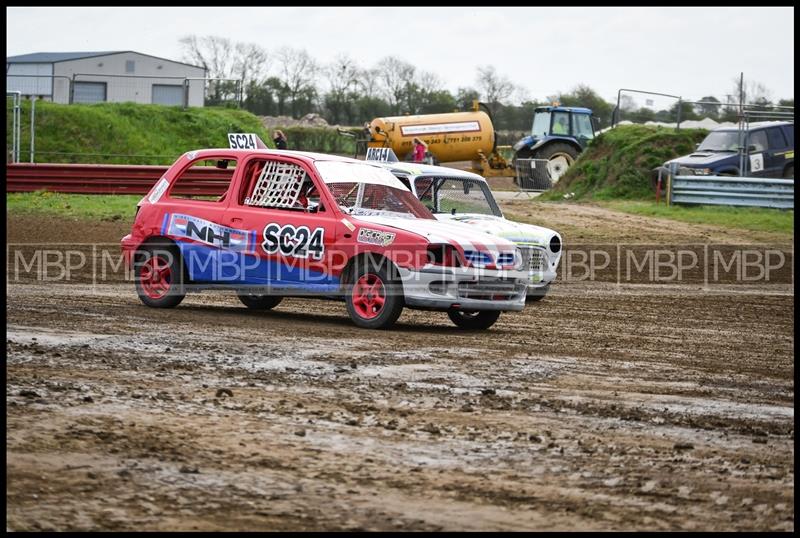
[{"x1": 372, "y1": 161, "x2": 562, "y2": 301}]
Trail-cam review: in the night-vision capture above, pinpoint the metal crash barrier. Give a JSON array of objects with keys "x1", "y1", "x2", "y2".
[
  {"x1": 514, "y1": 158, "x2": 553, "y2": 191},
  {"x1": 669, "y1": 174, "x2": 794, "y2": 209}
]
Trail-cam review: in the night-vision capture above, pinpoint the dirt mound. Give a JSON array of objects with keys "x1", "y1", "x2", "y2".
[{"x1": 260, "y1": 113, "x2": 331, "y2": 130}]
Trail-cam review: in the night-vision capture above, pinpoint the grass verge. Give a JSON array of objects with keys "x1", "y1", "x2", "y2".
[
  {"x1": 597, "y1": 199, "x2": 794, "y2": 236},
  {"x1": 7, "y1": 192, "x2": 142, "y2": 220}
]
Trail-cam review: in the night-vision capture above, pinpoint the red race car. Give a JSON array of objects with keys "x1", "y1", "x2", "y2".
[{"x1": 121, "y1": 141, "x2": 530, "y2": 329}]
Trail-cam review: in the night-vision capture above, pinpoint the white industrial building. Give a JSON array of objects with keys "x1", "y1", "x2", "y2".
[{"x1": 6, "y1": 51, "x2": 207, "y2": 106}]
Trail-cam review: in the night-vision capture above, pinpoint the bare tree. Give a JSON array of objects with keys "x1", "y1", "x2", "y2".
[
  {"x1": 376, "y1": 56, "x2": 416, "y2": 114},
  {"x1": 233, "y1": 42, "x2": 270, "y2": 87},
  {"x1": 475, "y1": 65, "x2": 515, "y2": 113},
  {"x1": 324, "y1": 54, "x2": 361, "y2": 97},
  {"x1": 324, "y1": 54, "x2": 361, "y2": 124},
  {"x1": 358, "y1": 67, "x2": 382, "y2": 100},
  {"x1": 181, "y1": 35, "x2": 233, "y2": 76},
  {"x1": 731, "y1": 75, "x2": 773, "y2": 107},
  {"x1": 179, "y1": 35, "x2": 269, "y2": 101},
  {"x1": 275, "y1": 47, "x2": 319, "y2": 118}
]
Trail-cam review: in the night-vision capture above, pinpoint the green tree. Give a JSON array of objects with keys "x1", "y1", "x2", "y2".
[
  {"x1": 243, "y1": 81, "x2": 276, "y2": 116},
  {"x1": 694, "y1": 96, "x2": 721, "y2": 120},
  {"x1": 556, "y1": 85, "x2": 614, "y2": 128}
]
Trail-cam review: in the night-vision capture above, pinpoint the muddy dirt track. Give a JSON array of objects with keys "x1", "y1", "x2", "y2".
[{"x1": 6, "y1": 203, "x2": 794, "y2": 531}]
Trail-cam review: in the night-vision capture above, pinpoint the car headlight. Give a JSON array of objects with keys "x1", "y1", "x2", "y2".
[{"x1": 549, "y1": 235, "x2": 561, "y2": 253}]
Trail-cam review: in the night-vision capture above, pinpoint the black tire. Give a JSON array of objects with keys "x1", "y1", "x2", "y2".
[
  {"x1": 526, "y1": 284, "x2": 550, "y2": 303},
  {"x1": 784, "y1": 164, "x2": 794, "y2": 179},
  {"x1": 134, "y1": 243, "x2": 185, "y2": 308},
  {"x1": 530, "y1": 142, "x2": 579, "y2": 185},
  {"x1": 237, "y1": 293, "x2": 283, "y2": 310},
  {"x1": 345, "y1": 261, "x2": 404, "y2": 329},
  {"x1": 447, "y1": 310, "x2": 501, "y2": 330}
]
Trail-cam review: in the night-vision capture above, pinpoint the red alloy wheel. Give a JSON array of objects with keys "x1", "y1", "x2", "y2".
[
  {"x1": 351, "y1": 273, "x2": 386, "y2": 320},
  {"x1": 140, "y1": 255, "x2": 172, "y2": 299}
]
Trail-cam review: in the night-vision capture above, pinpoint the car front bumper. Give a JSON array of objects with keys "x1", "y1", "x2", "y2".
[{"x1": 398, "y1": 266, "x2": 527, "y2": 311}]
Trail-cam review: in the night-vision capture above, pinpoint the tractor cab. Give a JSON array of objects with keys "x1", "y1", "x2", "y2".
[
  {"x1": 529, "y1": 106, "x2": 598, "y2": 146},
  {"x1": 512, "y1": 106, "x2": 599, "y2": 184}
]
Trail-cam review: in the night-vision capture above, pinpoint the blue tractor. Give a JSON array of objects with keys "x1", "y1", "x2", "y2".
[{"x1": 512, "y1": 106, "x2": 600, "y2": 184}]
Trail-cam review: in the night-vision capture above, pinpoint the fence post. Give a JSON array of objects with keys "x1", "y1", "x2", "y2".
[
  {"x1": 676, "y1": 99, "x2": 682, "y2": 131},
  {"x1": 69, "y1": 74, "x2": 75, "y2": 104},
  {"x1": 667, "y1": 162, "x2": 678, "y2": 206},
  {"x1": 30, "y1": 97, "x2": 35, "y2": 163},
  {"x1": 183, "y1": 78, "x2": 189, "y2": 109}
]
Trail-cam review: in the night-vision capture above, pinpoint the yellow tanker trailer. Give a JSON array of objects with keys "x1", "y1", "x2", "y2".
[{"x1": 366, "y1": 102, "x2": 512, "y2": 177}]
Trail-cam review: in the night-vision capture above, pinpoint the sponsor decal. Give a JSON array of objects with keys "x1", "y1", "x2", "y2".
[
  {"x1": 148, "y1": 177, "x2": 170, "y2": 204},
  {"x1": 186, "y1": 151, "x2": 198, "y2": 160},
  {"x1": 341, "y1": 218, "x2": 356, "y2": 232},
  {"x1": 400, "y1": 121, "x2": 481, "y2": 137},
  {"x1": 357, "y1": 228, "x2": 396, "y2": 247},
  {"x1": 262, "y1": 223, "x2": 325, "y2": 260},
  {"x1": 168, "y1": 213, "x2": 254, "y2": 252}
]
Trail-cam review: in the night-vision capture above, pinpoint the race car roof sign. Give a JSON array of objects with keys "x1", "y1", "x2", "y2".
[{"x1": 228, "y1": 133, "x2": 268, "y2": 150}]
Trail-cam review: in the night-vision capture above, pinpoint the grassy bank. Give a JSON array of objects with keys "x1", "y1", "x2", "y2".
[
  {"x1": 7, "y1": 101, "x2": 273, "y2": 165},
  {"x1": 541, "y1": 125, "x2": 708, "y2": 201}
]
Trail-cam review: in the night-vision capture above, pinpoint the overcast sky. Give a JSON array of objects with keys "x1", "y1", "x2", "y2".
[{"x1": 6, "y1": 6, "x2": 795, "y2": 106}]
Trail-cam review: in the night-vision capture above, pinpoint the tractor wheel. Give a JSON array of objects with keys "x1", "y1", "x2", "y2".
[{"x1": 530, "y1": 142, "x2": 579, "y2": 185}]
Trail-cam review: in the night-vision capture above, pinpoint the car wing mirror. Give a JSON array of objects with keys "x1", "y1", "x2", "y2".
[{"x1": 695, "y1": 143, "x2": 701, "y2": 150}]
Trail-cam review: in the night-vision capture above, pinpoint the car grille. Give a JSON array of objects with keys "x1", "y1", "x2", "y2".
[
  {"x1": 519, "y1": 246, "x2": 547, "y2": 273},
  {"x1": 457, "y1": 278, "x2": 526, "y2": 301}
]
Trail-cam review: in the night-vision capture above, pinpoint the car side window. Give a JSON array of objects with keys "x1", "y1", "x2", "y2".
[
  {"x1": 240, "y1": 158, "x2": 324, "y2": 212},
  {"x1": 168, "y1": 157, "x2": 237, "y2": 201},
  {"x1": 782, "y1": 126, "x2": 794, "y2": 147},
  {"x1": 749, "y1": 131, "x2": 768, "y2": 152},
  {"x1": 766, "y1": 127, "x2": 788, "y2": 150}
]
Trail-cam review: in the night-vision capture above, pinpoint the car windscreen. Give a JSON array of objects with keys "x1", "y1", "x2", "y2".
[
  {"x1": 327, "y1": 182, "x2": 434, "y2": 219},
  {"x1": 414, "y1": 177, "x2": 502, "y2": 216},
  {"x1": 316, "y1": 160, "x2": 435, "y2": 219},
  {"x1": 698, "y1": 131, "x2": 740, "y2": 152}
]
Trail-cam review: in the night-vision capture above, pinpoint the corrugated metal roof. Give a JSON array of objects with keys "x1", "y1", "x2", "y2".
[
  {"x1": 6, "y1": 51, "x2": 124, "y2": 63},
  {"x1": 6, "y1": 51, "x2": 205, "y2": 70}
]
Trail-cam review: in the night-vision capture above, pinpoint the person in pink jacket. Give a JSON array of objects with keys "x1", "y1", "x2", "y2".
[{"x1": 412, "y1": 137, "x2": 428, "y2": 163}]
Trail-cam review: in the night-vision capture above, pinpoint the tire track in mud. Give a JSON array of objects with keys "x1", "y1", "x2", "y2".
[
  {"x1": 6, "y1": 213, "x2": 794, "y2": 531},
  {"x1": 7, "y1": 281, "x2": 794, "y2": 531}
]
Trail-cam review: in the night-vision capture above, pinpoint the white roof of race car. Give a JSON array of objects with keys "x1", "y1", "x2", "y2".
[
  {"x1": 313, "y1": 160, "x2": 408, "y2": 190},
  {"x1": 370, "y1": 161, "x2": 488, "y2": 183}
]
